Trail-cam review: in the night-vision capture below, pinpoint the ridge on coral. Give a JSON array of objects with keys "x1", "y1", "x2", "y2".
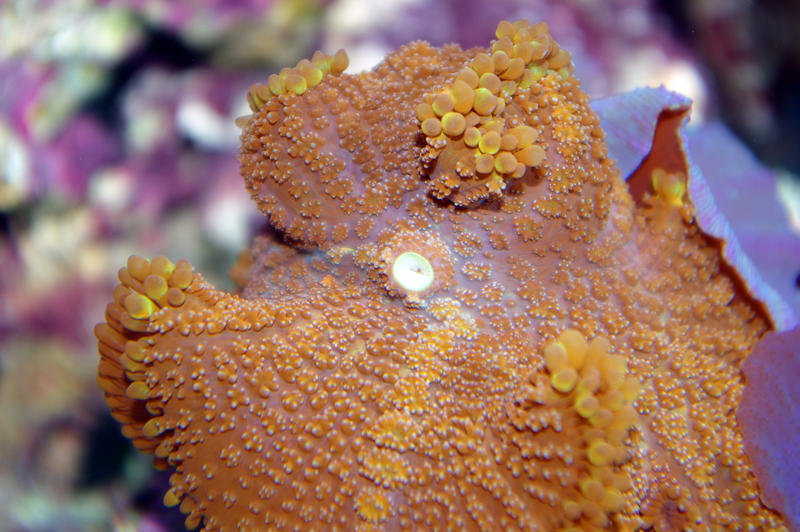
[{"x1": 96, "y1": 20, "x2": 789, "y2": 531}]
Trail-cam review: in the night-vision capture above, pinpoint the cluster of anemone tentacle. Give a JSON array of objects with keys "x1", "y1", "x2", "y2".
[{"x1": 417, "y1": 20, "x2": 573, "y2": 206}]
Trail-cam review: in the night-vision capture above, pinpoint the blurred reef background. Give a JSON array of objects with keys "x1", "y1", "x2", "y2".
[{"x1": 1, "y1": 0, "x2": 799, "y2": 530}]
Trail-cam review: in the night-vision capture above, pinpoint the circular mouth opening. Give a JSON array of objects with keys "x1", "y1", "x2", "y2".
[{"x1": 392, "y1": 251, "x2": 435, "y2": 293}]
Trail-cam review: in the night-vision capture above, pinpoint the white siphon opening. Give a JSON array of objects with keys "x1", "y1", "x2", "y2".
[{"x1": 391, "y1": 251, "x2": 434, "y2": 293}]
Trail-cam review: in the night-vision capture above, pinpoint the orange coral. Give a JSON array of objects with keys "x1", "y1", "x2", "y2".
[{"x1": 96, "y1": 20, "x2": 788, "y2": 531}]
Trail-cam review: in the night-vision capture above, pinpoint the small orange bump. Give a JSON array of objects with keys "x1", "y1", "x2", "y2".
[
  {"x1": 563, "y1": 500, "x2": 582, "y2": 521},
  {"x1": 121, "y1": 353, "x2": 144, "y2": 372},
  {"x1": 552, "y1": 367, "x2": 579, "y2": 393},
  {"x1": 472, "y1": 88, "x2": 497, "y2": 116},
  {"x1": 471, "y1": 53, "x2": 493, "y2": 75},
  {"x1": 589, "y1": 407, "x2": 615, "y2": 428},
  {"x1": 284, "y1": 73, "x2": 307, "y2": 95},
  {"x1": 169, "y1": 261, "x2": 193, "y2": 289},
  {"x1": 450, "y1": 79, "x2": 475, "y2": 114},
  {"x1": 432, "y1": 93, "x2": 455, "y2": 117},
  {"x1": 479, "y1": 73, "x2": 502, "y2": 95},
  {"x1": 164, "y1": 489, "x2": 181, "y2": 507},
  {"x1": 509, "y1": 125, "x2": 538, "y2": 147},
  {"x1": 331, "y1": 48, "x2": 349, "y2": 74},
  {"x1": 494, "y1": 152, "x2": 517, "y2": 174},
  {"x1": 184, "y1": 514, "x2": 201, "y2": 530},
  {"x1": 587, "y1": 440, "x2": 616, "y2": 466},
  {"x1": 475, "y1": 154, "x2": 495, "y2": 174},
  {"x1": 519, "y1": 69, "x2": 536, "y2": 89},
  {"x1": 166, "y1": 287, "x2": 186, "y2": 306},
  {"x1": 456, "y1": 67, "x2": 479, "y2": 88},
  {"x1": 600, "y1": 354, "x2": 627, "y2": 388},
  {"x1": 441, "y1": 112, "x2": 466, "y2": 137},
  {"x1": 143, "y1": 417, "x2": 165, "y2": 438},
  {"x1": 577, "y1": 368, "x2": 601, "y2": 395},
  {"x1": 494, "y1": 97, "x2": 506, "y2": 115},
  {"x1": 514, "y1": 20, "x2": 533, "y2": 40},
  {"x1": 464, "y1": 127, "x2": 481, "y2": 147},
  {"x1": 150, "y1": 255, "x2": 175, "y2": 278},
  {"x1": 621, "y1": 377, "x2": 642, "y2": 402},
  {"x1": 255, "y1": 83, "x2": 271, "y2": 100},
  {"x1": 575, "y1": 393, "x2": 599, "y2": 418},
  {"x1": 544, "y1": 341, "x2": 567, "y2": 372},
  {"x1": 548, "y1": 48, "x2": 572, "y2": 70},
  {"x1": 127, "y1": 255, "x2": 150, "y2": 282},
  {"x1": 143, "y1": 274, "x2": 168, "y2": 300},
  {"x1": 500, "y1": 133, "x2": 518, "y2": 151},
  {"x1": 603, "y1": 389, "x2": 626, "y2": 412},
  {"x1": 267, "y1": 73, "x2": 284, "y2": 95},
  {"x1": 421, "y1": 117, "x2": 443, "y2": 137},
  {"x1": 515, "y1": 144, "x2": 545, "y2": 166},
  {"x1": 495, "y1": 20, "x2": 514, "y2": 39},
  {"x1": 601, "y1": 488, "x2": 625, "y2": 513},
  {"x1": 124, "y1": 341, "x2": 146, "y2": 362},
  {"x1": 513, "y1": 41, "x2": 534, "y2": 63},
  {"x1": 311, "y1": 49, "x2": 329, "y2": 71},
  {"x1": 297, "y1": 59, "x2": 323, "y2": 87},
  {"x1": 491, "y1": 51, "x2": 510, "y2": 74},
  {"x1": 124, "y1": 293, "x2": 155, "y2": 320},
  {"x1": 126, "y1": 381, "x2": 151, "y2": 400},
  {"x1": 112, "y1": 284, "x2": 131, "y2": 305},
  {"x1": 492, "y1": 36, "x2": 514, "y2": 57},
  {"x1": 281, "y1": 391, "x2": 305, "y2": 412},
  {"x1": 581, "y1": 478, "x2": 606, "y2": 502},
  {"x1": 415, "y1": 102, "x2": 435, "y2": 122},
  {"x1": 119, "y1": 313, "x2": 149, "y2": 332},
  {"x1": 560, "y1": 329, "x2": 588, "y2": 366},
  {"x1": 499, "y1": 79, "x2": 518, "y2": 99},
  {"x1": 652, "y1": 168, "x2": 686, "y2": 206},
  {"x1": 479, "y1": 131, "x2": 501, "y2": 154},
  {"x1": 529, "y1": 40, "x2": 550, "y2": 62},
  {"x1": 464, "y1": 111, "x2": 480, "y2": 128}
]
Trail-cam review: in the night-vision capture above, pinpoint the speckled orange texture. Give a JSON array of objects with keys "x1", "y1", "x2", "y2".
[{"x1": 95, "y1": 20, "x2": 788, "y2": 531}]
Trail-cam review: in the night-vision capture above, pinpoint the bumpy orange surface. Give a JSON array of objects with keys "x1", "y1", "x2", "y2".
[{"x1": 95, "y1": 20, "x2": 788, "y2": 531}]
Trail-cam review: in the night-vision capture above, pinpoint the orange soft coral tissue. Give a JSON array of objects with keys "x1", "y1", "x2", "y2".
[{"x1": 95, "y1": 20, "x2": 792, "y2": 531}]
